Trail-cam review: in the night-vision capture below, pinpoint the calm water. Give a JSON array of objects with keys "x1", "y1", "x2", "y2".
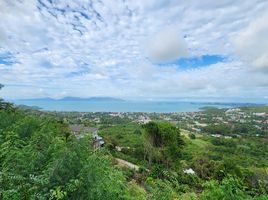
[{"x1": 13, "y1": 100, "x2": 233, "y2": 113}]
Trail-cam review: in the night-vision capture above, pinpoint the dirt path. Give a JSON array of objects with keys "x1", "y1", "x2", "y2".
[{"x1": 115, "y1": 158, "x2": 139, "y2": 171}]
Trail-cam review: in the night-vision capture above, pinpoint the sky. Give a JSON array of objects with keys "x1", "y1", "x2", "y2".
[{"x1": 0, "y1": 0, "x2": 268, "y2": 102}]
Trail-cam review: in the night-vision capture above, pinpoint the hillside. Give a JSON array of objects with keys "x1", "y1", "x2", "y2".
[{"x1": 0, "y1": 100, "x2": 267, "y2": 199}]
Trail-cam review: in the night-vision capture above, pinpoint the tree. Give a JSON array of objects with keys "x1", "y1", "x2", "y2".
[
  {"x1": 58, "y1": 120, "x2": 72, "y2": 142},
  {"x1": 200, "y1": 176, "x2": 251, "y2": 200},
  {"x1": 189, "y1": 133, "x2": 196, "y2": 140},
  {"x1": 69, "y1": 154, "x2": 131, "y2": 200},
  {"x1": 176, "y1": 127, "x2": 185, "y2": 146},
  {"x1": 143, "y1": 122, "x2": 182, "y2": 168},
  {"x1": 0, "y1": 83, "x2": 4, "y2": 106},
  {"x1": 0, "y1": 108, "x2": 137, "y2": 200}
]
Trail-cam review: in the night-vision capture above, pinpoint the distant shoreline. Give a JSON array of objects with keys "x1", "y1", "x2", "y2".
[{"x1": 11, "y1": 98, "x2": 266, "y2": 113}]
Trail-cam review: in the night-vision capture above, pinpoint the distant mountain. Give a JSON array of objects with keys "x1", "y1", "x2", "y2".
[
  {"x1": 20, "y1": 97, "x2": 55, "y2": 101},
  {"x1": 18, "y1": 97, "x2": 125, "y2": 102},
  {"x1": 16, "y1": 104, "x2": 42, "y2": 110},
  {"x1": 60, "y1": 97, "x2": 125, "y2": 102}
]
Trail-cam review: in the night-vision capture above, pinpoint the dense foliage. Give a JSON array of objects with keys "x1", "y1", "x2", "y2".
[
  {"x1": 143, "y1": 121, "x2": 183, "y2": 168},
  {"x1": 0, "y1": 109, "x2": 136, "y2": 199},
  {"x1": 0, "y1": 85, "x2": 267, "y2": 199}
]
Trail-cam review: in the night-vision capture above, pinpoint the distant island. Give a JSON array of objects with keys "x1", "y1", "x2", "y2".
[
  {"x1": 191, "y1": 102, "x2": 264, "y2": 107},
  {"x1": 16, "y1": 104, "x2": 42, "y2": 110}
]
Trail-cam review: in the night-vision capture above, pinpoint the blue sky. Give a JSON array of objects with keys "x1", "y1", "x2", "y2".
[
  {"x1": 0, "y1": 0, "x2": 268, "y2": 102},
  {"x1": 156, "y1": 55, "x2": 227, "y2": 69}
]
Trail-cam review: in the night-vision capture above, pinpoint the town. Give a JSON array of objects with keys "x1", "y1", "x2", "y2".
[{"x1": 54, "y1": 106, "x2": 267, "y2": 140}]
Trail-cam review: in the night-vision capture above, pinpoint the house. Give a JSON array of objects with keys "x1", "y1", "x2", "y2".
[
  {"x1": 69, "y1": 124, "x2": 91, "y2": 139},
  {"x1": 92, "y1": 129, "x2": 105, "y2": 150},
  {"x1": 211, "y1": 134, "x2": 222, "y2": 138},
  {"x1": 183, "y1": 168, "x2": 195, "y2": 174},
  {"x1": 137, "y1": 115, "x2": 151, "y2": 124},
  {"x1": 253, "y1": 112, "x2": 266, "y2": 117},
  {"x1": 69, "y1": 124, "x2": 104, "y2": 150},
  {"x1": 92, "y1": 135, "x2": 105, "y2": 150},
  {"x1": 225, "y1": 108, "x2": 241, "y2": 114},
  {"x1": 69, "y1": 124, "x2": 98, "y2": 139},
  {"x1": 192, "y1": 127, "x2": 201, "y2": 132}
]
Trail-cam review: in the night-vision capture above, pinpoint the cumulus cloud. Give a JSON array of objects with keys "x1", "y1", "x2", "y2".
[
  {"x1": 0, "y1": 30, "x2": 5, "y2": 43},
  {"x1": 233, "y1": 11, "x2": 268, "y2": 72},
  {"x1": 145, "y1": 27, "x2": 188, "y2": 62},
  {"x1": 0, "y1": 0, "x2": 268, "y2": 101}
]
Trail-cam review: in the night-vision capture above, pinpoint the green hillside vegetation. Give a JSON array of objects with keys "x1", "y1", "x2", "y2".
[
  {"x1": 0, "y1": 107, "x2": 132, "y2": 199},
  {"x1": 0, "y1": 86, "x2": 267, "y2": 199},
  {"x1": 98, "y1": 123, "x2": 145, "y2": 165},
  {"x1": 240, "y1": 105, "x2": 268, "y2": 113},
  {"x1": 99, "y1": 123, "x2": 143, "y2": 149}
]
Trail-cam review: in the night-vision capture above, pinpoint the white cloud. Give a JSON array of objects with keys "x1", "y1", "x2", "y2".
[
  {"x1": 0, "y1": 29, "x2": 5, "y2": 43},
  {"x1": 144, "y1": 27, "x2": 188, "y2": 62},
  {"x1": 0, "y1": 0, "x2": 267, "y2": 101},
  {"x1": 233, "y1": 11, "x2": 268, "y2": 72}
]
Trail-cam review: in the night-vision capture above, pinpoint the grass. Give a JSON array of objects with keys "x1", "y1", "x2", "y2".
[
  {"x1": 240, "y1": 105, "x2": 268, "y2": 113},
  {"x1": 98, "y1": 123, "x2": 143, "y2": 148},
  {"x1": 191, "y1": 138, "x2": 209, "y2": 148},
  {"x1": 180, "y1": 129, "x2": 211, "y2": 159},
  {"x1": 181, "y1": 129, "x2": 208, "y2": 148}
]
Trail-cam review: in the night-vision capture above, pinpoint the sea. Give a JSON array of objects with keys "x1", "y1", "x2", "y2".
[{"x1": 12, "y1": 99, "x2": 235, "y2": 113}]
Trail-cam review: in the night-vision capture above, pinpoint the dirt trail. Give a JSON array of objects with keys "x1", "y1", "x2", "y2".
[{"x1": 115, "y1": 158, "x2": 139, "y2": 171}]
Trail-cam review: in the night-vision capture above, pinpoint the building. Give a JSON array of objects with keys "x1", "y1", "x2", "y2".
[
  {"x1": 69, "y1": 124, "x2": 104, "y2": 150},
  {"x1": 69, "y1": 124, "x2": 91, "y2": 139},
  {"x1": 92, "y1": 135, "x2": 105, "y2": 150}
]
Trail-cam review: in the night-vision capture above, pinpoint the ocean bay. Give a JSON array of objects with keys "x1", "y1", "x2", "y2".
[{"x1": 13, "y1": 99, "x2": 233, "y2": 112}]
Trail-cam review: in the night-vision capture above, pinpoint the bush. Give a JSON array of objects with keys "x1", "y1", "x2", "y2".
[
  {"x1": 189, "y1": 134, "x2": 196, "y2": 140},
  {"x1": 200, "y1": 176, "x2": 249, "y2": 200}
]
